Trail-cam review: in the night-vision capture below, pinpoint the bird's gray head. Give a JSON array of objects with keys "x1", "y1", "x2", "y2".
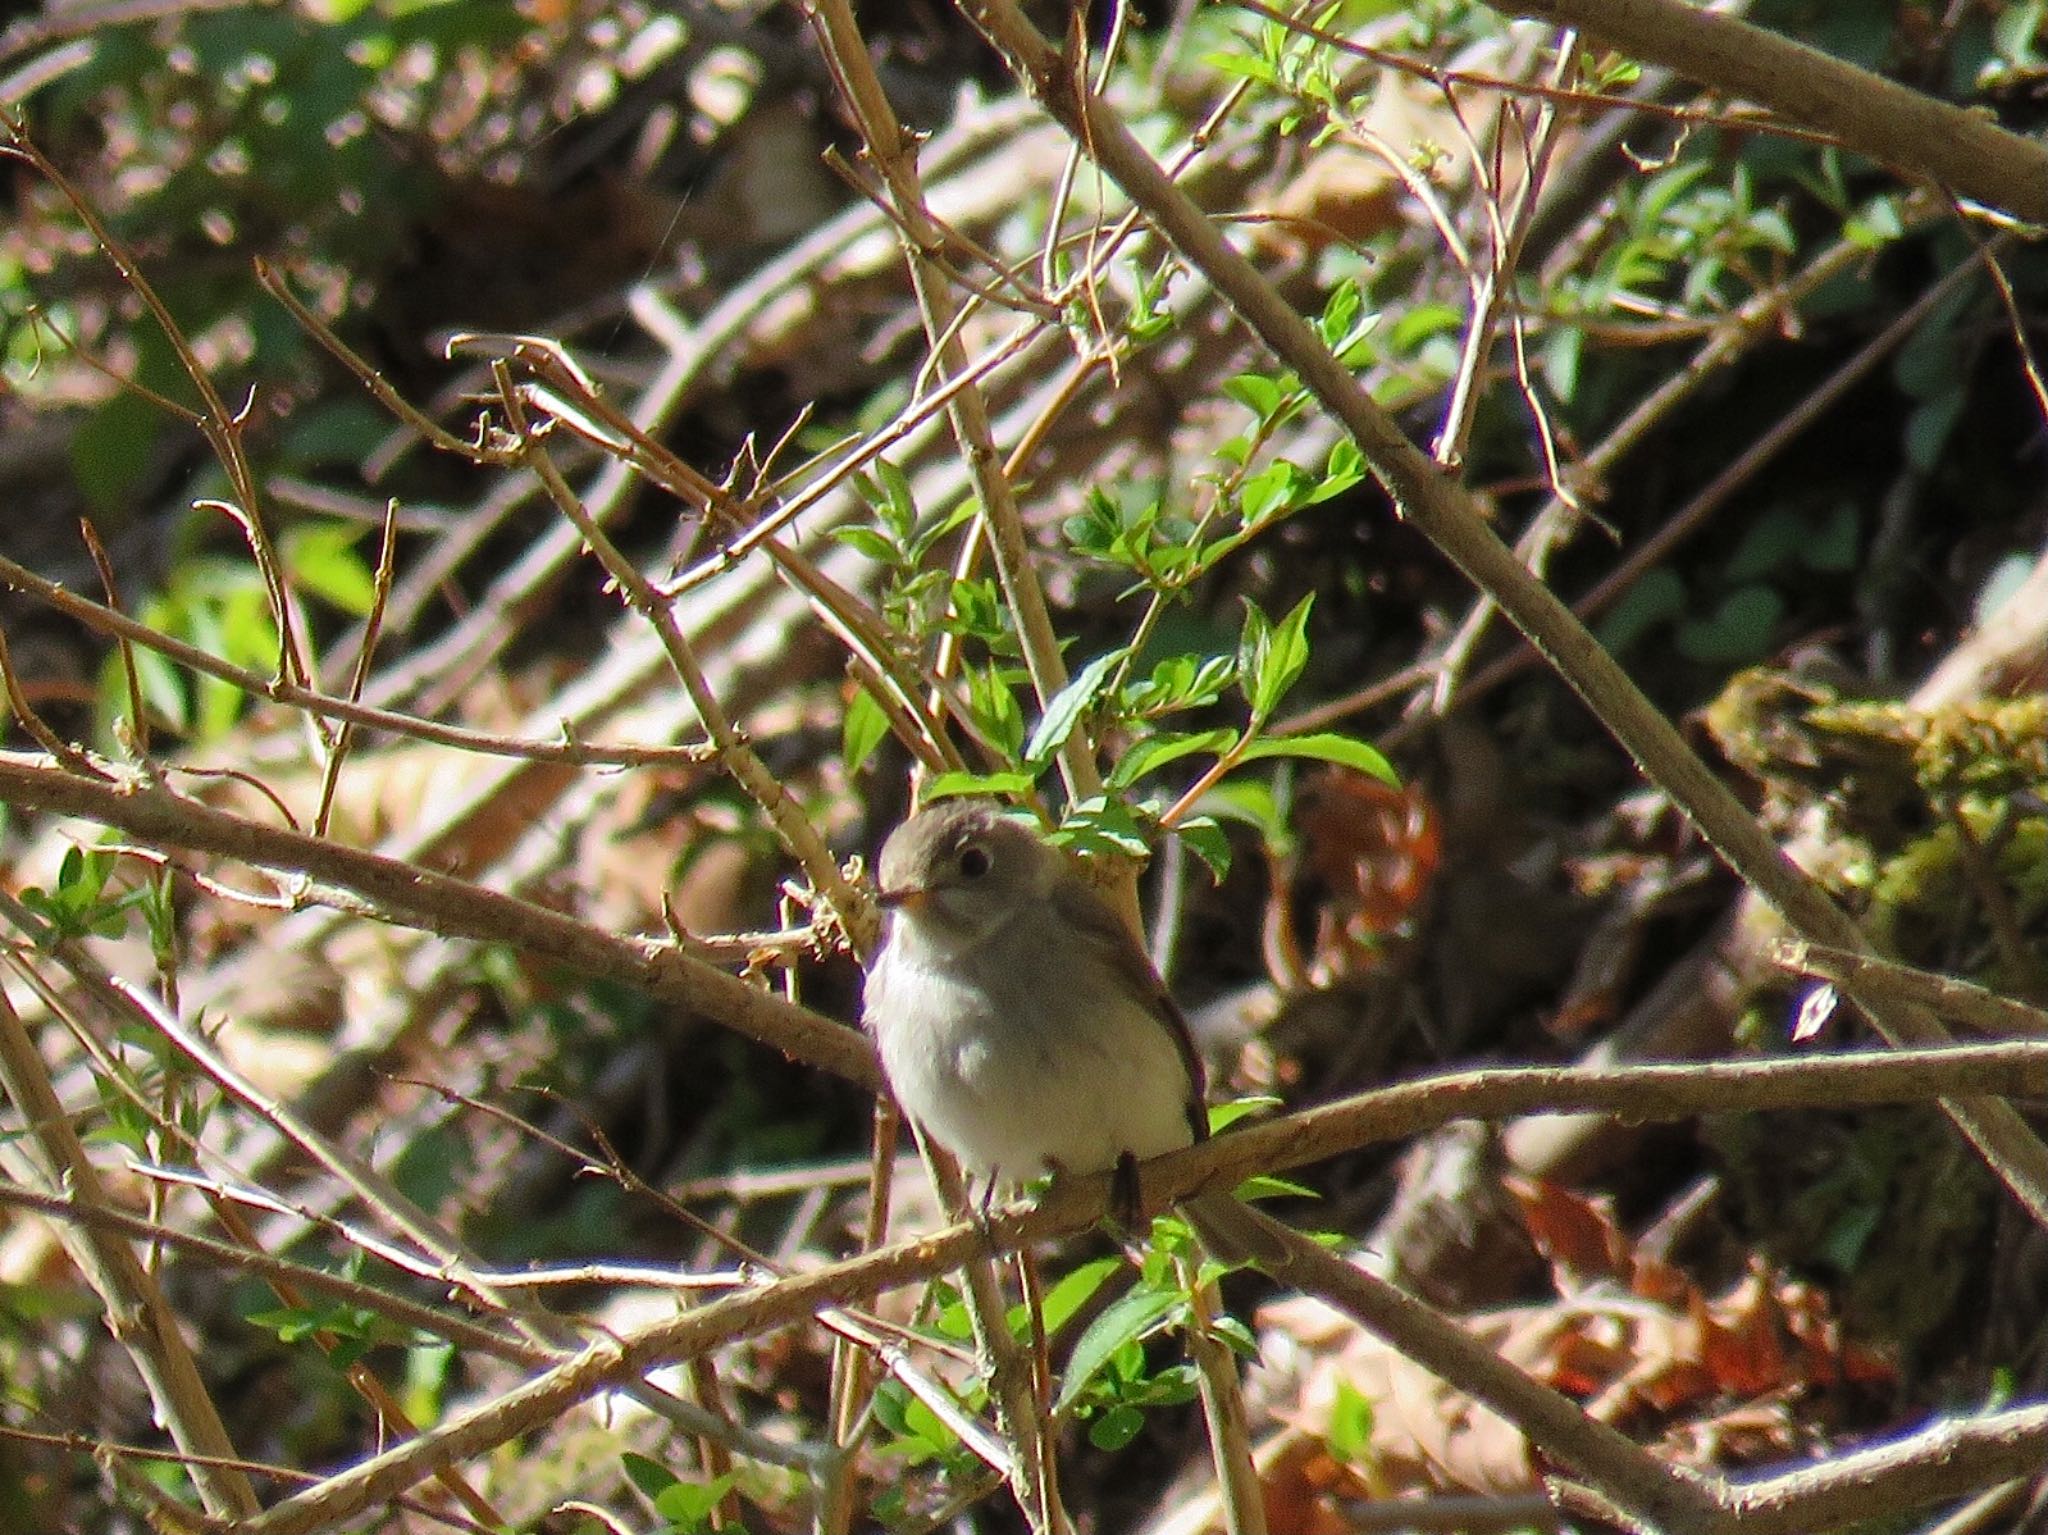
[{"x1": 875, "y1": 800, "x2": 1060, "y2": 949}]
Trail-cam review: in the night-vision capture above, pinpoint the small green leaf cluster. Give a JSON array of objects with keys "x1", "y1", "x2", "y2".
[
  {"x1": 1598, "y1": 500, "x2": 1861, "y2": 667},
  {"x1": 1064, "y1": 286, "x2": 1371, "y2": 603},
  {"x1": 17, "y1": 844, "x2": 151, "y2": 943},
  {"x1": 620, "y1": 1453, "x2": 738, "y2": 1535},
  {"x1": 1050, "y1": 1243, "x2": 1255, "y2": 1452},
  {"x1": 243, "y1": 1255, "x2": 413, "y2": 1373},
  {"x1": 17, "y1": 844, "x2": 175, "y2": 986},
  {"x1": 846, "y1": 273, "x2": 1392, "y2": 878},
  {"x1": 1975, "y1": 0, "x2": 2048, "y2": 87},
  {"x1": 96, "y1": 521, "x2": 375, "y2": 743},
  {"x1": 867, "y1": 1279, "x2": 991, "y2": 1477},
  {"x1": 1542, "y1": 162, "x2": 1800, "y2": 403},
  {"x1": 839, "y1": 463, "x2": 982, "y2": 641},
  {"x1": 1201, "y1": 4, "x2": 1350, "y2": 138},
  {"x1": 909, "y1": 576, "x2": 1392, "y2": 878}
]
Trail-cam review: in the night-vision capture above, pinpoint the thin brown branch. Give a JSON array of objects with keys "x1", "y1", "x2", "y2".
[
  {"x1": 313, "y1": 497, "x2": 401, "y2": 840},
  {"x1": 1720, "y1": 1405, "x2": 2048, "y2": 1535},
  {"x1": 498, "y1": 374, "x2": 878, "y2": 954},
  {"x1": 0, "y1": 1179, "x2": 537, "y2": 1362},
  {"x1": 1776, "y1": 942, "x2": 2048, "y2": 1039},
  {"x1": 0, "y1": 749, "x2": 882, "y2": 1089},
  {"x1": 0, "y1": 548, "x2": 717, "y2": 769},
  {"x1": 805, "y1": 0, "x2": 1111, "y2": 823},
  {"x1": 0, "y1": 989, "x2": 259, "y2": 1518},
  {"x1": 0, "y1": 116, "x2": 311, "y2": 694},
  {"x1": 1270, "y1": 1229, "x2": 1722, "y2": 1530},
  {"x1": 1497, "y1": 0, "x2": 2048, "y2": 223},
  {"x1": 221, "y1": 1027, "x2": 2048, "y2": 1535}
]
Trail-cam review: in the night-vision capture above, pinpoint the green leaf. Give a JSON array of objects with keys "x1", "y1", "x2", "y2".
[
  {"x1": 874, "y1": 458, "x2": 917, "y2": 540},
  {"x1": 1844, "y1": 193, "x2": 1904, "y2": 249},
  {"x1": 1676, "y1": 585, "x2": 1784, "y2": 664},
  {"x1": 401, "y1": 1339, "x2": 454, "y2": 1429},
  {"x1": 841, "y1": 685, "x2": 890, "y2": 777},
  {"x1": 1033, "y1": 1257, "x2": 1121, "y2": 1337},
  {"x1": 1108, "y1": 728, "x2": 1235, "y2": 790},
  {"x1": 1221, "y1": 370, "x2": 1285, "y2": 420},
  {"x1": 1237, "y1": 731, "x2": 1396, "y2": 784},
  {"x1": 621, "y1": 1452, "x2": 681, "y2": 1502},
  {"x1": 833, "y1": 525, "x2": 898, "y2": 563},
  {"x1": 1176, "y1": 816, "x2": 1233, "y2": 881},
  {"x1": 907, "y1": 497, "x2": 977, "y2": 562},
  {"x1": 1236, "y1": 1172, "x2": 1316, "y2": 1200},
  {"x1": 1088, "y1": 1403, "x2": 1147, "y2": 1452},
  {"x1": 964, "y1": 664, "x2": 1027, "y2": 756},
  {"x1": 1057, "y1": 1284, "x2": 1181, "y2": 1411},
  {"x1": 1053, "y1": 797, "x2": 1151, "y2": 859},
  {"x1": 1123, "y1": 653, "x2": 1236, "y2": 716},
  {"x1": 1239, "y1": 593, "x2": 1315, "y2": 721},
  {"x1": 1207, "y1": 1095, "x2": 1282, "y2": 1133},
  {"x1": 1317, "y1": 278, "x2": 1361, "y2": 348},
  {"x1": 1238, "y1": 459, "x2": 1313, "y2": 527},
  {"x1": 1201, "y1": 48, "x2": 1276, "y2": 84},
  {"x1": 70, "y1": 392, "x2": 163, "y2": 515},
  {"x1": 898, "y1": 1390, "x2": 960, "y2": 1453},
  {"x1": 1906, "y1": 394, "x2": 1964, "y2": 474},
  {"x1": 931, "y1": 1278, "x2": 976, "y2": 1342},
  {"x1": 1388, "y1": 301, "x2": 1463, "y2": 353},
  {"x1": 1198, "y1": 777, "x2": 1289, "y2": 850},
  {"x1": 1065, "y1": 487, "x2": 1124, "y2": 560},
  {"x1": 923, "y1": 770, "x2": 1036, "y2": 801},
  {"x1": 1303, "y1": 439, "x2": 1366, "y2": 505},
  {"x1": 947, "y1": 577, "x2": 1009, "y2": 644},
  {"x1": 1595, "y1": 566, "x2": 1686, "y2": 657},
  {"x1": 1208, "y1": 1314, "x2": 1258, "y2": 1361},
  {"x1": 654, "y1": 1473, "x2": 737, "y2": 1531},
  {"x1": 1543, "y1": 323, "x2": 1584, "y2": 404},
  {"x1": 1026, "y1": 649, "x2": 1126, "y2": 768},
  {"x1": 285, "y1": 523, "x2": 376, "y2": 617},
  {"x1": 129, "y1": 646, "x2": 190, "y2": 734}
]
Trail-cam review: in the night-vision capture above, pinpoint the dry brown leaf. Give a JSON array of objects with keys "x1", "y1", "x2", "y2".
[{"x1": 1503, "y1": 1175, "x2": 1632, "y2": 1291}]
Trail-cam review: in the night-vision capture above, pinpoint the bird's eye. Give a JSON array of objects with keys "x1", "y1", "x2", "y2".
[{"x1": 957, "y1": 845, "x2": 991, "y2": 879}]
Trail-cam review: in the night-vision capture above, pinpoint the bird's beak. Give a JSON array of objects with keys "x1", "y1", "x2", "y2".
[{"x1": 877, "y1": 885, "x2": 927, "y2": 911}]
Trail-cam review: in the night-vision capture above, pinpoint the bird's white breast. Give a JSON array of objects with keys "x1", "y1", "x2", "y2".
[{"x1": 865, "y1": 914, "x2": 1194, "y2": 1184}]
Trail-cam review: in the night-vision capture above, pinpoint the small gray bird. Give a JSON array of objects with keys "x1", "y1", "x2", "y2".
[{"x1": 862, "y1": 798, "x2": 1288, "y2": 1267}]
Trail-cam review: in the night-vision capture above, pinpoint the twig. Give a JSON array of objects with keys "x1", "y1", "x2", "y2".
[
  {"x1": 1182, "y1": 1260, "x2": 1269, "y2": 1535},
  {"x1": 805, "y1": 0, "x2": 1110, "y2": 820},
  {"x1": 0, "y1": 548, "x2": 717, "y2": 769},
  {"x1": 498, "y1": 370, "x2": 876, "y2": 952},
  {"x1": 1718, "y1": 1405, "x2": 2048, "y2": 1535},
  {"x1": 0, "y1": 750, "x2": 880, "y2": 1088},
  {"x1": 217, "y1": 1081, "x2": 2048, "y2": 1535},
  {"x1": 1268, "y1": 1228, "x2": 1722, "y2": 1530},
  {"x1": 0, "y1": 989, "x2": 259, "y2": 1518},
  {"x1": 0, "y1": 116, "x2": 312, "y2": 695},
  {"x1": 1385, "y1": 203, "x2": 1953, "y2": 738},
  {"x1": 1498, "y1": 0, "x2": 2048, "y2": 223},
  {"x1": 312, "y1": 497, "x2": 401, "y2": 839},
  {"x1": 78, "y1": 517, "x2": 148, "y2": 757},
  {"x1": 0, "y1": 1179, "x2": 537, "y2": 1361},
  {"x1": 1774, "y1": 942, "x2": 2048, "y2": 1038}
]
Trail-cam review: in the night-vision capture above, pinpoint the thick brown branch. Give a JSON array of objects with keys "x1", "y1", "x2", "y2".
[
  {"x1": 0, "y1": 751, "x2": 881, "y2": 1091},
  {"x1": 1500, "y1": 0, "x2": 2048, "y2": 224}
]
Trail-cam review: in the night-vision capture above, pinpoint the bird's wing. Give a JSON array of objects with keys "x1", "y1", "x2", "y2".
[{"x1": 1049, "y1": 875, "x2": 1210, "y2": 1145}]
